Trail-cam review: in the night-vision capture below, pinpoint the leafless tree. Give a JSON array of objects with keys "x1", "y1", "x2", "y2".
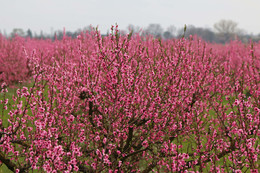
[
  {"x1": 145, "y1": 24, "x2": 163, "y2": 38},
  {"x1": 214, "y1": 19, "x2": 239, "y2": 43},
  {"x1": 127, "y1": 24, "x2": 141, "y2": 34},
  {"x1": 214, "y1": 19, "x2": 238, "y2": 34},
  {"x1": 11, "y1": 28, "x2": 25, "y2": 38},
  {"x1": 163, "y1": 25, "x2": 176, "y2": 39}
]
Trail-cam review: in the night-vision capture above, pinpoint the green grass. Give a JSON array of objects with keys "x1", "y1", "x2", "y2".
[{"x1": 0, "y1": 164, "x2": 13, "y2": 173}]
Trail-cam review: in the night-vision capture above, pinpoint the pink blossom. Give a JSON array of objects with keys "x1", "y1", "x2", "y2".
[{"x1": 142, "y1": 140, "x2": 149, "y2": 148}]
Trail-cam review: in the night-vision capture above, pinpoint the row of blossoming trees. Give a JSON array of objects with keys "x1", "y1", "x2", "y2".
[{"x1": 0, "y1": 27, "x2": 260, "y2": 172}]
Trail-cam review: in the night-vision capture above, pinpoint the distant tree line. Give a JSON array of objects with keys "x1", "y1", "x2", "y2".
[
  {"x1": 138, "y1": 20, "x2": 260, "y2": 43},
  {"x1": 1, "y1": 20, "x2": 260, "y2": 43}
]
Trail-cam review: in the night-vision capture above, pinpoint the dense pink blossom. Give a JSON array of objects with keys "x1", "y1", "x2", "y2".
[{"x1": 0, "y1": 28, "x2": 259, "y2": 172}]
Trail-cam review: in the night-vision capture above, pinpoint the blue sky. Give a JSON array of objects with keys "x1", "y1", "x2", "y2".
[{"x1": 0, "y1": 0, "x2": 259, "y2": 35}]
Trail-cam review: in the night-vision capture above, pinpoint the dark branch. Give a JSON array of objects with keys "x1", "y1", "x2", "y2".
[
  {"x1": 123, "y1": 127, "x2": 133, "y2": 152},
  {"x1": 0, "y1": 150, "x2": 16, "y2": 172}
]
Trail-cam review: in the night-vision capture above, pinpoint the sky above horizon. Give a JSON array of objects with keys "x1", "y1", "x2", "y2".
[{"x1": 0, "y1": 0, "x2": 260, "y2": 35}]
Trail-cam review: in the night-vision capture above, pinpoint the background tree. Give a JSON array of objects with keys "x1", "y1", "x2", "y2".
[
  {"x1": 177, "y1": 25, "x2": 215, "y2": 42},
  {"x1": 214, "y1": 19, "x2": 239, "y2": 43},
  {"x1": 163, "y1": 25, "x2": 176, "y2": 39},
  {"x1": 26, "y1": 29, "x2": 33, "y2": 38},
  {"x1": 145, "y1": 23, "x2": 163, "y2": 38},
  {"x1": 83, "y1": 25, "x2": 95, "y2": 33},
  {"x1": 10, "y1": 28, "x2": 25, "y2": 38},
  {"x1": 127, "y1": 24, "x2": 141, "y2": 34}
]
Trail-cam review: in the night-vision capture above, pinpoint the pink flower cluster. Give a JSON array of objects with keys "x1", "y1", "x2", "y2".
[{"x1": 0, "y1": 27, "x2": 259, "y2": 172}]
